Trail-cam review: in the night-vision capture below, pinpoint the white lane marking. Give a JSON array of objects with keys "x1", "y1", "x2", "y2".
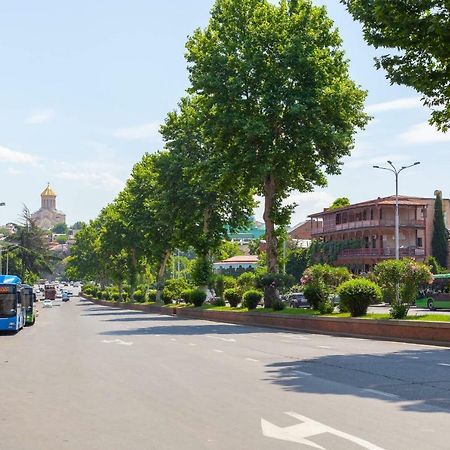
[
  {"x1": 101, "y1": 339, "x2": 133, "y2": 346},
  {"x1": 294, "y1": 370, "x2": 312, "y2": 377},
  {"x1": 189, "y1": 343, "x2": 197, "y2": 346},
  {"x1": 261, "y1": 412, "x2": 386, "y2": 450},
  {"x1": 170, "y1": 338, "x2": 177, "y2": 342},
  {"x1": 363, "y1": 389, "x2": 399, "y2": 399},
  {"x1": 281, "y1": 340, "x2": 294, "y2": 343},
  {"x1": 318, "y1": 346, "x2": 332, "y2": 349},
  {"x1": 405, "y1": 356, "x2": 419, "y2": 359},
  {"x1": 246, "y1": 358, "x2": 259, "y2": 362},
  {"x1": 213, "y1": 349, "x2": 224, "y2": 353},
  {"x1": 206, "y1": 335, "x2": 236, "y2": 343},
  {"x1": 438, "y1": 363, "x2": 450, "y2": 367}
]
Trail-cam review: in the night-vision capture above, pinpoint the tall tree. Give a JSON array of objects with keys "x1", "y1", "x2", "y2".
[
  {"x1": 6, "y1": 206, "x2": 53, "y2": 282},
  {"x1": 185, "y1": 0, "x2": 368, "y2": 304},
  {"x1": 329, "y1": 197, "x2": 351, "y2": 210},
  {"x1": 431, "y1": 190, "x2": 448, "y2": 268},
  {"x1": 161, "y1": 96, "x2": 255, "y2": 288},
  {"x1": 342, "y1": 0, "x2": 450, "y2": 131}
]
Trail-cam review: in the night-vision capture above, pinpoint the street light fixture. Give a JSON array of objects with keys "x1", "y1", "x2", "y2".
[{"x1": 373, "y1": 161, "x2": 420, "y2": 260}]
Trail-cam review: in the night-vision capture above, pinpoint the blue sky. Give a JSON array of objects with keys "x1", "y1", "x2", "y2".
[{"x1": 0, "y1": 0, "x2": 448, "y2": 227}]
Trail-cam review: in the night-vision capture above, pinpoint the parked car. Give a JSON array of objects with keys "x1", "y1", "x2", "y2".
[
  {"x1": 62, "y1": 292, "x2": 70, "y2": 302},
  {"x1": 283, "y1": 292, "x2": 309, "y2": 308},
  {"x1": 42, "y1": 299, "x2": 53, "y2": 308}
]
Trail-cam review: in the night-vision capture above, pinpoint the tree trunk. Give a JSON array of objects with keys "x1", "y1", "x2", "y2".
[
  {"x1": 156, "y1": 249, "x2": 171, "y2": 304},
  {"x1": 263, "y1": 173, "x2": 279, "y2": 308},
  {"x1": 128, "y1": 247, "x2": 138, "y2": 301}
]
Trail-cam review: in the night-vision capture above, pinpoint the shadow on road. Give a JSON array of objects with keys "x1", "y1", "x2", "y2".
[
  {"x1": 265, "y1": 349, "x2": 450, "y2": 413},
  {"x1": 98, "y1": 322, "x2": 280, "y2": 337}
]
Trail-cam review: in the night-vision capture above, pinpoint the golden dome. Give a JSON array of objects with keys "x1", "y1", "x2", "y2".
[{"x1": 41, "y1": 183, "x2": 56, "y2": 197}]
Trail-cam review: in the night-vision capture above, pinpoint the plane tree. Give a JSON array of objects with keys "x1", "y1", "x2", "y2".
[
  {"x1": 342, "y1": 0, "x2": 450, "y2": 131},
  {"x1": 185, "y1": 0, "x2": 369, "y2": 304}
]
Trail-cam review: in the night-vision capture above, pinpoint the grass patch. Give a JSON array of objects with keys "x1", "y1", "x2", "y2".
[{"x1": 405, "y1": 314, "x2": 450, "y2": 322}]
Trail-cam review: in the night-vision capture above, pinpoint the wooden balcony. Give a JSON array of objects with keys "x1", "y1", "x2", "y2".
[
  {"x1": 311, "y1": 219, "x2": 426, "y2": 235},
  {"x1": 339, "y1": 247, "x2": 425, "y2": 258}
]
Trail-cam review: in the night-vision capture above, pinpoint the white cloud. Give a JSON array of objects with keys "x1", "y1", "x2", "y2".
[
  {"x1": 0, "y1": 145, "x2": 38, "y2": 164},
  {"x1": 112, "y1": 121, "x2": 161, "y2": 140},
  {"x1": 399, "y1": 121, "x2": 450, "y2": 145},
  {"x1": 57, "y1": 171, "x2": 125, "y2": 190},
  {"x1": 26, "y1": 109, "x2": 55, "y2": 125},
  {"x1": 366, "y1": 97, "x2": 423, "y2": 114}
]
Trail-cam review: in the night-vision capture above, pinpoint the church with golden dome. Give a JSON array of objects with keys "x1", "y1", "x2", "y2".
[{"x1": 31, "y1": 183, "x2": 66, "y2": 229}]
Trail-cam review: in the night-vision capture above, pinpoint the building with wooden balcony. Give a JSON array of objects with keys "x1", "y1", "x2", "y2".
[{"x1": 308, "y1": 194, "x2": 450, "y2": 272}]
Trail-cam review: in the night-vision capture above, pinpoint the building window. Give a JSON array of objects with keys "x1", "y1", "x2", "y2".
[
  {"x1": 336, "y1": 214, "x2": 341, "y2": 225},
  {"x1": 364, "y1": 236, "x2": 369, "y2": 248},
  {"x1": 363, "y1": 209, "x2": 367, "y2": 221},
  {"x1": 370, "y1": 209, "x2": 374, "y2": 220},
  {"x1": 379, "y1": 235, "x2": 383, "y2": 248},
  {"x1": 417, "y1": 237, "x2": 423, "y2": 248},
  {"x1": 379, "y1": 209, "x2": 383, "y2": 220}
]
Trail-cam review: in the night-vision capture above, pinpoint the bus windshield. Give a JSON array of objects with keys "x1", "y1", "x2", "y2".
[{"x1": 0, "y1": 293, "x2": 17, "y2": 317}]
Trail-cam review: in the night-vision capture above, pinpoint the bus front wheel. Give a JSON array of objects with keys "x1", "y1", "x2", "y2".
[{"x1": 427, "y1": 300, "x2": 435, "y2": 311}]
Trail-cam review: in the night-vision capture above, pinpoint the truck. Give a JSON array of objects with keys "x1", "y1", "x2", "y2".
[{"x1": 44, "y1": 285, "x2": 56, "y2": 300}]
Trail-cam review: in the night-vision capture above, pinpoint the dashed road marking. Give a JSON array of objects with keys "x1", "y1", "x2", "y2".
[
  {"x1": 363, "y1": 389, "x2": 399, "y2": 399},
  {"x1": 438, "y1": 363, "x2": 450, "y2": 367},
  {"x1": 189, "y1": 343, "x2": 197, "y2": 346},
  {"x1": 294, "y1": 370, "x2": 312, "y2": 376},
  {"x1": 213, "y1": 349, "x2": 224, "y2": 353},
  {"x1": 318, "y1": 346, "x2": 332, "y2": 349},
  {"x1": 246, "y1": 358, "x2": 259, "y2": 362}
]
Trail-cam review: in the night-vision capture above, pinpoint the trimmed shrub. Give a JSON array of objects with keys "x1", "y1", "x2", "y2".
[
  {"x1": 303, "y1": 284, "x2": 321, "y2": 310},
  {"x1": 318, "y1": 299, "x2": 334, "y2": 315},
  {"x1": 223, "y1": 276, "x2": 237, "y2": 290},
  {"x1": 272, "y1": 299, "x2": 285, "y2": 311},
  {"x1": 147, "y1": 290, "x2": 157, "y2": 303},
  {"x1": 100, "y1": 290, "x2": 109, "y2": 300},
  {"x1": 212, "y1": 297, "x2": 226, "y2": 306},
  {"x1": 83, "y1": 286, "x2": 93, "y2": 295},
  {"x1": 161, "y1": 291, "x2": 173, "y2": 305},
  {"x1": 191, "y1": 289, "x2": 207, "y2": 307},
  {"x1": 122, "y1": 291, "x2": 129, "y2": 302},
  {"x1": 224, "y1": 288, "x2": 241, "y2": 307},
  {"x1": 390, "y1": 303, "x2": 410, "y2": 319},
  {"x1": 162, "y1": 279, "x2": 192, "y2": 303},
  {"x1": 242, "y1": 290, "x2": 262, "y2": 310},
  {"x1": 180, "y1": 289, "x2": 194, "y2": 304},
  {"x1": 237, "y1": 272, "x2": 257, "y2": 294},
  {"x1": 337, "y1": 279, "x2": 382, "y2": 317},
  {"x1": 111, "y1": 292, "x2": 120, "y2": 301},
  {"x1": 133, "y1": 289, "x2": 145, "y2": 303}
]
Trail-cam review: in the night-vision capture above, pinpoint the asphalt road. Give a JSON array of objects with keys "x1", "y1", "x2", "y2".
[{"x1": 1, "y1": 297, "x2": 450, "y2": 450}]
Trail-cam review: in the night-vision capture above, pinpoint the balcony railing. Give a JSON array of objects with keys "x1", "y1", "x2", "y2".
[
  {"x1": 339, "y1": 247, "x2": 425, "y2": 258},
  {"x1": 311, "y1": 219, "x2": 425, "y2": 235}
]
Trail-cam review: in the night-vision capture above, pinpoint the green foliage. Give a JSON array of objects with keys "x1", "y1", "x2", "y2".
[
  {"x1": 133, "y1": 289, "x2": 145, "y2": 303},
  {"x1": 272, "y1": 299, "x2": 285, "y2": 311},
  {"x1": 162, "y1": 278, "x2": 192, "y2": 303},
  {"x1": 223, "y1": 276, "x2": 237, "y2": 290},
  {"x1": 242, "y1": 290, "x2": 262, "y2": 310},
  {"x1": 303, "y1": 285, "x2": 322, "y2": 310},
  {"x1": 425, "y1": 256, "x2": 449, "y2": 275},
  {"x1": 432, "y1": 191, "x2": 448, "y2": 268},
  {"x1": 212, "y1": 297, "x2": 226, "y2": 307},
  {"x1": 337, "y1": 279, "x2": 382, "y2": 317},
  {"x1": 111, "y1": 292, "x2": 120, "y2": 301},
  {"x1": 191, "y1": 288, "x2": 207, "y2": 307},
  {"x1": 180, "y1": 289, "x2": 194, "y2": 304},
  {"x1": 55, "y1": 235, "x2": 68, "y2": 244},
  {"x1": 52, "y1": 222, "x2": 69, "y2": 234},
  {"x1": 390, "y1": 303, "x2": 410, "y2": 320},
  {"x1": 186, "y1": 0, "x2": 369, "y2": 278},
  {"x1": 318, "y1": 300, "x2": 335, "y2": 315},
  {"x1": 224, "y1": 288, "x2": 241, "y2": 308},
  {"x1": 374, "y1": 259, "x2": 433, "y2": 318},
  {"x1": 237, "y1": 272, "x2": 256, "y2": 294},
  {"x1": 215, "y1": 241, "x2": 242, "y2": 261},
  {"x1": 285, "y1": 248, "x2": 310, "y2": 281},
  {"x1": 309, "y1": 239, "x2": 363, "y2": 264},
  {"x1": 147, "y1": 290, "x2": 157, "y2": 303},
  {"x1": 214, "y1": 275, "x2": 225, "y2": 299},
  {"x1": 342, "y1": 0, "x2": 450, "y2": 131},
  {"x1": 329, "y1": 197, "x2": 351, "y2": 210},
  {"x1": 256, "y1": 273, "x2": 295, "y2": 293},
  {"x1": 191, "y1": 257, "x2": 214, "y2": 287}
]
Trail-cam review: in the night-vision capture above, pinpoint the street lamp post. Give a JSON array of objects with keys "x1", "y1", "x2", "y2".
[
  {"x1": 373, "y1": 161, "x2": 420, "y2": 305},
  {"x1": 373, "y1": 161, "x2": 420, "y2": 260}
]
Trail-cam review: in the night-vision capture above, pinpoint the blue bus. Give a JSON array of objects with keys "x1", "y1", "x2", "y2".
[{"x1": 0, "y1": 275, "x2": 25, "y2": 332}]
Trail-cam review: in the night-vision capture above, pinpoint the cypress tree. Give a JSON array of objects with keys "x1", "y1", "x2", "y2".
[{"x1": 431, "y1": 191, "x2": 448, "y2": 268}]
